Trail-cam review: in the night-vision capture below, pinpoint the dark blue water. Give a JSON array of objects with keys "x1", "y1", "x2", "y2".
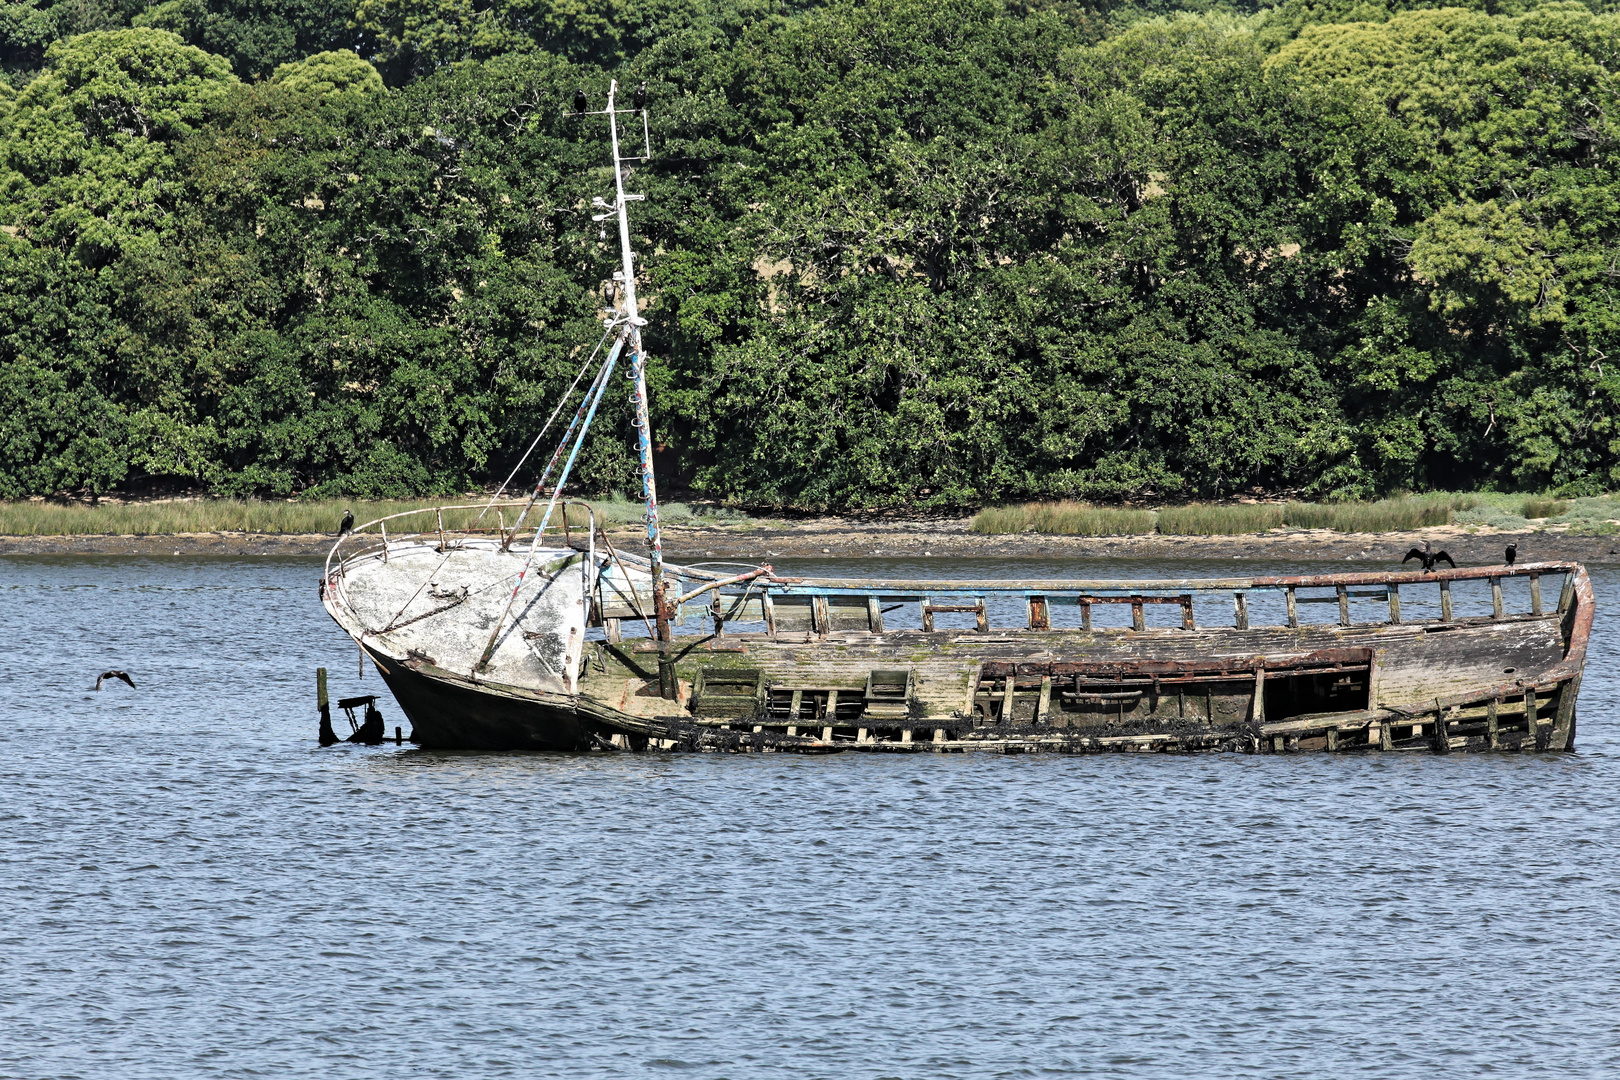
[{"x1": 3, "y1": 555, "x2": 1618, "y2": 1079}]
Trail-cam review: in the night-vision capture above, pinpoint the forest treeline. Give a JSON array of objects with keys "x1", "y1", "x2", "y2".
[{"x1": 2, "y1": 0, "x2": 1619, "y2": 507}]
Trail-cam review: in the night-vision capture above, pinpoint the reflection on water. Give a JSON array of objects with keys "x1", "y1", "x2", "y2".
[{"x1": 1, "y1": 554, "x2": 1617, "y2": 1079}]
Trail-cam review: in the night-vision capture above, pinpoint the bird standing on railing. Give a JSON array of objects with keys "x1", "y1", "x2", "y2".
[
  {"x1": 1505, "y1": 543, "x2": 1517, "y2": 566},
  {"x1": 339, "y1": 509, "x2": 354, "y2": 535},
  {"x1": 634, "y1": 82, "x2": 647, "y2": 110},
  {"x1": 1403, "y1": 541, "x2": 1455, "y2": 572},
  {"x1": 573, "y1": 89, "x2": 588, "y2": 114}
]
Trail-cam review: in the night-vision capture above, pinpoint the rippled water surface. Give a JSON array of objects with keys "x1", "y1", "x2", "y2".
[{"x1": 2, "y1": 554, "x2": 1618, "y2": 1079}]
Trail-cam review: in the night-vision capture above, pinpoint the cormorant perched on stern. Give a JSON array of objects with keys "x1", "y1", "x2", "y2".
[
  {"x1": 1402, "y1": 541, "x2": 1455, "y2": 572},
  {"x1": 1505, "y1": 542, "x2": 1517, "y2": 566},
  {"x1": 339, "y1": 509, "x2": 354, "y2": 535}
]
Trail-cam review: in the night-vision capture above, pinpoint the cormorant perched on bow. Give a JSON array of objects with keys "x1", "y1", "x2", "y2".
[
  {"x1": 1402, "y1": 541, "x2": 1455, "y2": 572},
  {"x1": 94, "y1": 670, "x2": 135, "y2": 691},
  {"x1": 633, "y1": 81, "x2": 647, "y2": 110},
  {"x1": 573, "y1": 88, "x2": 588, "y2": 114},
  {"x1": 339, "y1": 509, "x2": 354, "y2": 535},
  {"x1": 1505, "y1": 542, "x2": 1517, "y2": 566}
]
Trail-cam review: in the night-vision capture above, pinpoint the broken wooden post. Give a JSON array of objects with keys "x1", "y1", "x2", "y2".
[
  {"x1": 1491, "y1": 577, "x2": 1504, "y2": 620},
  {"x1": 1001, "y1": 672, "x2": 1016, "y2": 723},
  {"x1": 868, "y1": 595, "x2": 884, "y2": 632},
  {"x1": 1487, "y1": 698, "x2": 1500, "y2": 750},
  {"x1": 1550, "y1": 674, "x2": 1580, "y2": 750},
  {"x1": 1028, "y1": 595, "x2": 1050, "y2": 630},
  {"x1": 1180, "y1": 595, "x2": 1195, "y2": 630},
  {"x1": 317, "y1": 667, "x2": 338, "y2": 746},
  {"x1": 1431, "y1": 704, "x2": 1451, "y2": 754},
  {"x1": 1234, "y1": 592, "x2": 1249, "y2": 630},
  {"x1": 1529, "y1": 572, "x2": 1542, "y2": 616},
  {"x1": 1388, "y1": 584, "x2": 1401, "y2": 624},
  {"x1": 1440, "y1": 580, "x2": 1453, "y2": 622},
  {"x1": 1130, "y1": 596, "x2": 1145, "y2": 632},
  {"x1": 1337, "y1": 584, "x2": 1350, "y2": 626},
  {"x1": 1036, "y1": 675, "x2": 1052, "y2": 725},
  {"x1": 1285, "y1": 587, "x2": 1298, "y2": 628}
]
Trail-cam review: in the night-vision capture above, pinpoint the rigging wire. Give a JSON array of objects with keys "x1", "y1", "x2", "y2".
[
  {"x1": 503, "y1": 334, "x2": 622, "y2": 543},
  {"x1": 476, "y1": 326, "x2": 614, "y2": 523},
  {"x1": 477, "y1": 333, "x2": 628, "y2": 672}
]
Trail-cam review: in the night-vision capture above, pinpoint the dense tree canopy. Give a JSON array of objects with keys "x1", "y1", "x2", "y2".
[{"x1": 1, "y1": 0, "x2": 1618, "y2": 505}]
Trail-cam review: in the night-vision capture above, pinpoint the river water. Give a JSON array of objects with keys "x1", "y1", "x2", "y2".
[{"x1": 2, "y1": 554, "x2": 1617, "y2": 1079}]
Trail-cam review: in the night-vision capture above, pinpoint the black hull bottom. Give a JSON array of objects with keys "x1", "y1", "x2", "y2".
[{"x1": 368, "y1": 650, "x2": 595, "y2": 751}]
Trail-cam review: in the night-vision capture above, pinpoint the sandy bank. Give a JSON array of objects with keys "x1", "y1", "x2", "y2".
[{"x1": 1, "y1": 520, "x2": 1613, "y2": 564}]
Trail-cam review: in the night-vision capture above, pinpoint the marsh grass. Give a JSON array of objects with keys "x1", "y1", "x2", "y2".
[
  {"x1": 1282, "y1": 496, "x2": 1474, "y2": 532},
  {"x1": 0, "y1": 499, "x2": 428, "y2": 536},
  {"x1": 1521, "y1": 498, "x2": 1570, "y2": 520},
  {"x1": 0, "y1": 494, "x2": 752, "y2": 536},
  {"x1": 972, "y1": 493, "x2": 1494, "y2": 537},
  {"x1": 969, "y1": 501, "x2": 1155, "y2": 535},
  {"x1": 1156, "y1": 503, "x2": 1284, "y2": 535}
]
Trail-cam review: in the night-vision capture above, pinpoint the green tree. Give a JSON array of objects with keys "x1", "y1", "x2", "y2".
[{"x1": 0, "y1": 27, "x2": 236, "y2": 263}]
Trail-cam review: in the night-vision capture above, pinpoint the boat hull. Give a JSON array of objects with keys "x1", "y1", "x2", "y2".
[
  {"x1": 322, "y1": 533, "x2": 1591, "y2": 755},
  {"x1": 366, "y1": 645, "x2": 595, "y2": 751}
]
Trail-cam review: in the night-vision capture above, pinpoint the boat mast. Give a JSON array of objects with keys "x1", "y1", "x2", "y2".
[{"x1": 604, "y1": 81, "x2": 672, "y2": 659}]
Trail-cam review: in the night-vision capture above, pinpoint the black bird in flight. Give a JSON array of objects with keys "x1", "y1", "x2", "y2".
[
  {"x1": 573, "y1": 88, "x2": 588, "y2": 114},
  {"x1": 1505, "y1": 542, "x2": 1517, "y2": 566},
  {"x1": 339, "y1": 509, "x2": 354, "y2": 535},
  {"x1": 1403, "y1": 541, "x2": 1455, "y2": 572},
  {"x1": 634, "y1": 81, "x2": 647, "y2": 110},
  {"x1": 94, "y1": 670, "x2": 135, "y2": 691}
]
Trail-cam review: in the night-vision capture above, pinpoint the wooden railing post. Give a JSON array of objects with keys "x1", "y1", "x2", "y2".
[{"x1": 1028, "y1": 595, "x2": 1050, "y2": 630}]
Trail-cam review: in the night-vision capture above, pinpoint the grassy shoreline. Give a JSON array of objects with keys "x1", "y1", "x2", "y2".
[
  {"x1": 1, "y1": 492, "x2": 1615, "y2": 538},
  {"x1": 0, "y1": 494, "x2": 749, "y2": 537},
  {"x1": 970, "y1": 494, "x2": 1619, "y2": 537}
]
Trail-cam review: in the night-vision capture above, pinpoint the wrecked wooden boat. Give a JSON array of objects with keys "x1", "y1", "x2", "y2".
[
  {"x1": 322, "y1": 534, "x2": 1590, "y2": 754},
  {"x1": 318, "y1": 80, "x2": 1591, "y2": 755}
]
